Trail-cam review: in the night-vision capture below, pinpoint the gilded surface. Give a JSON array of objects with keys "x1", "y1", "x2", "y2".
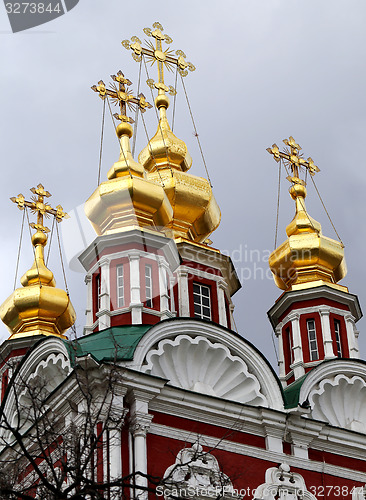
[
  {"x1": 267, "y1": 145, "x2": 347, "y2": 291},
  {"x1": 1, "y1": 185, "x2": 76, "y2": 339}
]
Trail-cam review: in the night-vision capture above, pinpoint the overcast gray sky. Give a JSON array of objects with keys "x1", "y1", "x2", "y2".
[{"x1": 1, "y1": 0, "x2": 365, "y2": 369}]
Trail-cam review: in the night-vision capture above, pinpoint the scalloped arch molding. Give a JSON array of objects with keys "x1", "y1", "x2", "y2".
[
  {"x1": 142, "y1": 335, "x2": 268, "y2": 406},
  {"x1": 309, "y1": 374, "x2": 366, "y2": 433}
]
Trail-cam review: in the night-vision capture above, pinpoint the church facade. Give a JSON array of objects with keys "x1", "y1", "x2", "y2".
[{"x1": 0, "y1": 23, "x2": 365, "y2": 500}]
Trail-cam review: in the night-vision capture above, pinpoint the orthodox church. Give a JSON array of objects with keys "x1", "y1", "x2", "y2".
[{"x1": 0, "y1": 22, "x2": 365, "y2": 499}]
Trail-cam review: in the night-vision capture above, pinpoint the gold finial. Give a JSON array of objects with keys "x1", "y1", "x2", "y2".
[
  {"x1": 1, "y1": 184, "x2": 76, "y2": 339},
  {"x1": 11, "y1": 183, "x2": 69, "y2": 234},
  {"x1": 267, "y1": 139, "x2": 346, "y2": 292},
  {"x1": 122, "y1": 22, "x2": 195, "y2": 103},
  {"x1": 267, "y1": 136, "x2": 320, "y2": 185},
  {"x1": 92, "y1": 70, "x2": 152, "y2": 136}
]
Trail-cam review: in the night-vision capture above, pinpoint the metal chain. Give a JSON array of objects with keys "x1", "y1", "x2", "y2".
[
  {"x1": 142, "y1": 54, "x2": 174, "y2": 177},
  {"x1": 97, "y1": 98, "x2": 106, "y2": 186},
  {"x1": 106, "y1": 97, "x2": 133, "y2": 179},
  {"x1": 310, "y1": 175, "x2": 344, "y2": 246},
  {"x1": 13, "y1": 208, "x2": 26, "y2": 291},
  {"x1": 172, "y1": 65, "x2": 178, "y2": 132},
  {"x1": 180, "y1": 73, "x2": 212, "y2": 187},
  {"x1": 274, "y1": 160, "x2": 282, "y2": 249},
  {"x1": 132, "y1": 58, "x2": 143, "y2": 157},
  {"x1": 25, "y1": 208, "x2": 42, "y2": 287}
]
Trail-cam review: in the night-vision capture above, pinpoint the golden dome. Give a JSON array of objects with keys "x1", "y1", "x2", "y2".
[
  {"x1": 0, "y1": 230, "x2": 76, "y2": 340},
  {"x1": 85, "y1": 121, "x2": 173, "y2": 235},
  {"x1": 139, "y1": 93, "x2": 221, "y2": 243},
  {"x1": 269, "y1": 181, "x2": 347, "y2": 291}
]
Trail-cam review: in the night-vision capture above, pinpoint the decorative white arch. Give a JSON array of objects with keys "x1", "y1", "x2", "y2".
[
  {"x1": 299, "y1": 360, "x2": 366, "y2": 432},
  {"x1": 130, "y1": 319, "x2": 284, "y2": 410},
  {"x1": 1, "y1": 337, "x2": 71, "y2": 437}
]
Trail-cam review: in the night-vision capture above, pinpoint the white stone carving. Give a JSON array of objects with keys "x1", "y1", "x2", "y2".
[
  {"x1": 253, "y1": 463, "x2": 317, "y2": 499},
  {"x1": 142, "y1": 335, "x2": 268, "y2": 406},
  {"x1": 308, "y1": 374, "x2": 366, "y2": 433},
  {"x1": 163, "y1": 442, "x2": 236, "y2": 500}
]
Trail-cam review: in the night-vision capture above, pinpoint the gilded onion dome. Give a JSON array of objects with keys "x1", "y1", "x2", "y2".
[
  {"x1": 121, "y1": 22, "x2": 221, "y2": 243},
  {"x1": 85, "y1": 74, "x2": 173, "y2": 236},
  {"x1": 139, "y1": 93, "x2": 221, "y2": 243},
  {"x1": 267, "y1": 138, "x2": 347, "y2": 292},
  {"x1": 0, "y1": 186, "x2": 76, "y2": 339}
]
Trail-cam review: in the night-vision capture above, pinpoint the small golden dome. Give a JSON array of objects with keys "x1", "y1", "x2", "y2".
[
  {"x1": 85, "y1": 126, "x2": 173, "y2": 235},
  {"x1": 0, "y1": 230, "x2": 76, "y2": 340},
  {"x1": 139, "y1": 97, "x2": 192, "y2": 173},
  {"x1": 139, "y1": 93, "x2": 221, "y2": 243},
  {"x1": 269, "y1": 182, "x2": 347, "y2": 291}
]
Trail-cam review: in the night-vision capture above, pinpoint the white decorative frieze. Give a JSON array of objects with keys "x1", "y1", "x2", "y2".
[
  {"x1": 142, "y1": 335, "x2": 268, "y2": 406},
  {"x1": 253, "y1": 463, "x2": 317, "y2": 499},
  {"x1": 308, "y1": 374, "x2": 366, "y2": 433}
]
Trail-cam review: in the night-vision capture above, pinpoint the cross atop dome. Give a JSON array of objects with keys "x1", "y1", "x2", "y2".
[
  {"x1": 122, "y1": 22, "x2": 195, "y2": 99},
  {"x1": 91, "y1": 70, "x2": 152, "y2": 124},
  {"x1": 11, "y1": 183, "x2": 68, "y2": 234},
  {"x1": 267, "y1": 136, "x2": 320, "y2": 185}
]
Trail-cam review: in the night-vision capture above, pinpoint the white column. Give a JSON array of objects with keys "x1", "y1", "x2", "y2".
[
  {"x1": 217, "y1": 280, "x2": 228, "y2": 328},
  {"x1": 129, "y1": 252, "x2": 142, "y2": 324},
  {"x1": 84, "y1": 274, "x2": 93, "y2": 333},
  {"x1": 109, "y1": 428, "x2": 122, "y2": 481},
  {"x1": 288, "y1": 312, "x2": 305, "y2": 379},
  {"x1": 177, "y1": 268, "x2": 190, "y2": 317},
  {"x1": 168, "y1": 274, "x2": 176, "y2": 315},
  {"x1": 129, "y1": 400, "x2": 153, "y2": 500},
  {"x1": 98, "y1": 258, "x2": 110, "y2": 330},
  {"x1": 158, "y1": 258, "x2": 170, "y2": 320},
  {"x1": 345, "y1": 313, "x2": 360, "y2": 358},
  {"x1": 275, "y1": 322, "x2": 286, "y2": 385},
  {"x1": 319, "y1": 306, "x2": 335, "y2": 359}
]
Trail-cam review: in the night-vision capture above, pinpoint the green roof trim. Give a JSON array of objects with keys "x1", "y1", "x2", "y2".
[
  {"x1": 283, "y1": 374, "x2": 308, "y2": 409},
  {"x1": 63, "y1": 325, "x2": 152, "y2": 365}
]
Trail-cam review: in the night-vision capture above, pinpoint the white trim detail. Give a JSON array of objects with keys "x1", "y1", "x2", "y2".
[
  {"x1": 142, "y1": 335, "x2": 268, "y2": 406},
  {"x1": 130, "y1": 320, "x2": 284, "y2": 410},
  {"x1": 308, "y1": 374, "x2": 366, "y2": 432}
]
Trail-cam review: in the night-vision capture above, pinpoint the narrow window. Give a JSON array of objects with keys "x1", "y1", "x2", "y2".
[
  {"x1": 334, "y1": 319, "x2": 342, "y2": 357},
  {"x1": 95, "y1": 274, "x2": 101, "y2": 312},
  {"x1": 116, "y1": 265, "x2": 124, "y2": 308},
  {"x1": 145, "y1": 264, "x2": 153, "y2": 308},
  {"x1": 307, "y1": 319, "x2": 319, "y2": 361},
  {"x1": 286, "y1": 327, "x2": 294, "y2": 364},
  {"x1": 193, "y1": 283, "x2": 211, "y2": 321}
]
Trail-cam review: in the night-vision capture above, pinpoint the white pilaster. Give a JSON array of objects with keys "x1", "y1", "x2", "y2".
[
  {"x1": 217, "y1": 280, "x2": 228, "y2": 328},
  {"x1": 319, "y1": 306, "x2": 335, "y2": 360},
  {"x1": 275, "y1": 322, "x2": 286, "y2": 385},
  {"x1": 128, "y1": 397, "x2": 153, "y2": 500},
  {"x1": 288, "y1": 312, "x2": 305, "y2": 379},
  {"x1": 84, "y1": 274, "x2": 93, "y2": 331},
  {"x1": 177, "y1": 269, "x2": 190, "y2": 317},
  {"x1": 98, "y1": 258, "x2": 111, "y2": 330},
  {"x1": 345, "y1": 313, "x2": 360, "y2": 358},
  {"x1": 158, "y1": 258, "x2": 170, "y2": 320},
  {"x1": 129, "y1": 252, "x2": 142, "y2": 324}
]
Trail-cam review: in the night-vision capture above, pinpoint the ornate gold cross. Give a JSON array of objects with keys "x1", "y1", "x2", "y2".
[
  {"x1": 91, "y1": 70, "x2": 152, "y2": 123},
  {"x1": 11, "y1": 184, "x2": 68, "y2": 233},
  {"x1": 267, "y1": 136, "x2": 320, "y2": 184},
  {"x1": 122, "y1": 22, "x2": 195, "y2": 96}
]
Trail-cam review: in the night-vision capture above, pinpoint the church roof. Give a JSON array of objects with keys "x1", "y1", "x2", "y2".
[{"x1": 65, "y1": 325, "x2": 152, "y2": 364}]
